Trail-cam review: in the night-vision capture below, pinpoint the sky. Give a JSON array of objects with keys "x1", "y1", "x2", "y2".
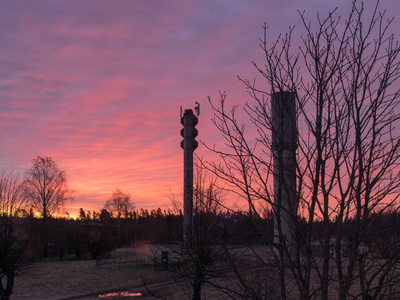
[{"x1": 0, "y1": 0, "x2": 399, "y2": 217}]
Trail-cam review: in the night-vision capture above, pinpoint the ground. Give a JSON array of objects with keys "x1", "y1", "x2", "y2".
[
  {"x1": 12, "y1": 259, "x2": 163, "y2": 299},
  {"x1": 11, "y1": 247, "x2": 226, "y2": 300},
  {"x1": 11, "y1": 246, "x2": 174, "y2": 300},
  {"x1": 11, "y1": 245, "x2": 381, "y2": 299}
]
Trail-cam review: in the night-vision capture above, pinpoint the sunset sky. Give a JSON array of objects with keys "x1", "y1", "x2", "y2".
[{"x1": 0, "y1": 0, "x2": 399, "y2": 217}]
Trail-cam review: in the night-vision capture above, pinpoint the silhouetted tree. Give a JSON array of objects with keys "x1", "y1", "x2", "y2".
[
  {"x1": 0, "y1": 166, "x2": 27, "y2": 300},
  {"x1": 78, "y1": 208, "x2": 86, "y2": 221},
  {"x1": 104, "y1": 189, "x2": 135, "y2": 246},
  {"x1": 24, "y1": 156, "x2": 73, "y2": 258},
  {"x1": 162, "y1": 165, "x2": 228, "y2": 300},
  {"x1": 204, "y1": 1, "x2": 400, "y2": 299},
  {"x1": 99, "y1": 208, "x2": 113, "y2": 224}
]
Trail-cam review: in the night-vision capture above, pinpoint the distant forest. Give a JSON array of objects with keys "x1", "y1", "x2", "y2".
[
  {"x1": 8, "y1": 208, "x2": 272, "y2": 260},
  {"x1": 8, "y1": 207, "x2": 400, "y2": 262}
]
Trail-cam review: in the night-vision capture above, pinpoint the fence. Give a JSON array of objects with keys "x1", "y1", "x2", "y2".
[{"x1": 96, "y1": 250, "x2": 143, "y2": 270}]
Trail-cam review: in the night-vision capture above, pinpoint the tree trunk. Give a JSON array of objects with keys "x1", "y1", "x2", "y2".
[
  {"x1": 192, "y1": 262, "x2": 204, "y2": 300},
  {"x1": 0, "y1": 272, "x2": 15, "y2": 300},
  {"x1": 42, "y1": 214, "x2": 48, "y2": 259},
  {"x1": 193, "y1": 281, "x2": 202, "y2": 300}
]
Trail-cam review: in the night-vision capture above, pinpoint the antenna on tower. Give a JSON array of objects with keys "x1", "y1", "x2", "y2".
[{"x1": 195, "y1": 101, "x2": 200, "y2": 116}]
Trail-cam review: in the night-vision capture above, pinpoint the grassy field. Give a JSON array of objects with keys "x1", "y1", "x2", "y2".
[
  {"x1": 12, "y1": 245, "x2": 393, "y2": 299},
  {"x1": 11, "y1": 248, "x2": 172, "y2": 300},
  {"x1": 11, "y1": 255, "x2": 228, "y2": 300},
  {"x1": 11, "y1": 243, "x2": 236, "y2": 300}
]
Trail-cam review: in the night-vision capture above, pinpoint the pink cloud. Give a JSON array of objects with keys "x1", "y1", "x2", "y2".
[{"x1": 0, "y1": 0, "x2": 399, "y2": 217}]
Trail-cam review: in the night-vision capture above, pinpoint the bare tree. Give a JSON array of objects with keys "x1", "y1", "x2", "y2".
[
  {"x1": 104, "y1": 188, "x2": 135, "y2": 246},
  {"x1": 0, "y1": 167, "x2": 26, "y2": 217},
  {"x1": 25, "y1": 156, "x2": 72, "y2": 219},
  {"x1": 0, "y1": 166, "x2": 27, "y2": 300},
  {"x1": 205, "y1": 0, "x2": 400, "y2": 299},
  {"x1": 189, "y1": 165, "x2": 226, "y2": 300},
  {"x1": 157, "y1": 165, "x2": 229, "y2": 300},
  {"x1": 24, "y1": 156, "x2": 73, "y2": 257}
]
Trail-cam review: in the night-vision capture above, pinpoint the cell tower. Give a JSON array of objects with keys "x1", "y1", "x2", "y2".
[
  {"x1": 271, "y1": 91, "x2": 298, "y2": 261},
  {"x1": 180, "y1": 103, "x2": 199, "y2": 246}
]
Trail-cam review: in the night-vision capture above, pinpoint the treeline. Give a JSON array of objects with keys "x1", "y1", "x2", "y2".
[
  {"x1": 9, "y1": 208, "x2": 274, "y2": 260},
  {"x1": 14, "y1": 206, "x2": 400, "y2": 261}
]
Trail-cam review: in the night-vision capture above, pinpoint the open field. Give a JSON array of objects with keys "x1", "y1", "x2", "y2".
[
  {"x1": 12, "y1": 245, "x2": 400, "y2": 299},
  {"x1": 11, "y1": 258, "x2": 226, "y2": 300},
  {"x1": 11, "y1": 247, "x2": 171, "y2": 300},
  {"x1": 11, "y1": 247, "x2": 227, "y2": 300},
  {"x1": 12, "y1": 258, "x2": 166, "y2": 299}
]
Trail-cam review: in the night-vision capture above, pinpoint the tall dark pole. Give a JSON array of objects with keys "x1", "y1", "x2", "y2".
[
  {"x1": 271, "y1": 91, "x2": 298, "y2": 261},
  {"x1": 180, "y1": 108, "x2": 198, "y2": 246}
]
